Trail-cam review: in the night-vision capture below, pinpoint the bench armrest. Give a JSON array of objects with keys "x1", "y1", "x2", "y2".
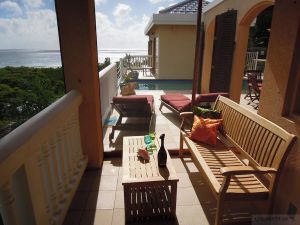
[
  {"x1": 179, "y1": 112, "x2": 193, "y2": 130},
  {"x1": 179, "y1": 112, "x2": 194, "y2": 118},
  {"x1": 220, "y1": 166, "x2": 277, "y2": 176}
]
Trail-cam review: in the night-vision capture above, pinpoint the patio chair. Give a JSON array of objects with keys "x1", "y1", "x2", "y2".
[
  {"x1": 244, "y1": 70, "x2": 262, "y2": 100},
  {"x1": 248, "y1": 73, "x2": 262, "y2": 104},
  {"x1": 109, "y1": 95, "x2": 154, "y2": 141},
  {"x1": 159, "y1": 92, "x2": 229, "y2": 115}
]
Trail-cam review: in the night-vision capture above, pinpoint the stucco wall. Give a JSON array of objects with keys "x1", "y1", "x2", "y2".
[
  {"x1": 258, "y1": 0, "x2": 300, "y2": 214},
  {"x1": 201, "y1": 0, "x2": 274, "y2": 101},
  {"x1": 156, "y1": 25, "x2": 196, "y2": 79}
]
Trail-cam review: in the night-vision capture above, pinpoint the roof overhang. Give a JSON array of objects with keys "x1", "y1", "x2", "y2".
[{"x1": 144, "y1": 13, "x2": 197, "y2": 35}]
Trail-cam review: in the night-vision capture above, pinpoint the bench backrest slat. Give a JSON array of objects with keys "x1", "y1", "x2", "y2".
[{"x1": 214, "y1": 96, "x2": 295, "y2": 172}]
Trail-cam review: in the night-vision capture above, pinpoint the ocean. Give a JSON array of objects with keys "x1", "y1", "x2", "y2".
[{"x1": 0, "y1": 49, "x2": 147, "y2": 68}]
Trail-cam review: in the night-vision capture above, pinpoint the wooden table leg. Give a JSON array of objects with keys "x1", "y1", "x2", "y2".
[
  {"x1": 170, "y1": 182, "x2": 177, "y2": 218},
  {"x1": 124, "y1": 185, "x2": 131, "y2": 223}
]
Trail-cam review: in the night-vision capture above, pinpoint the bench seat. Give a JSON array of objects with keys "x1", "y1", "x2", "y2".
[{"x1": 183, "y1": 132, "x2": 269, "y2": 199}]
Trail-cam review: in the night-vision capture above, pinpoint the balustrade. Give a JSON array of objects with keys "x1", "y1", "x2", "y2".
[{"x1": 0, "y1": 90, "x2": 87, "y2": 225}]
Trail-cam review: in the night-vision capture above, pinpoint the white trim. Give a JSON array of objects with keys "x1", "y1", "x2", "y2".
[{"x1": 144, "y1": 13, "x2": 197, "y2": 35}]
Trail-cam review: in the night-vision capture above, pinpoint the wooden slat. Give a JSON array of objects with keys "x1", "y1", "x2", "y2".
[
  {"x1": 244, "y1": 121, "x2": 257, "y2": 153},
  {"x1": 259, "y1": 133, "x2": 273, "y2": 165},
  {"x1": 265, "y1": 138, "x2": 282, "y2": 167},
  {"x1": 240, "y1": 118, "x2": 252, "y2": 149},
  {"x1": 231, "y1": 111, "x2": 242, "y2": 141},
  {"x1": 248, "y1": 125, "x2": 263, "y2": 157},
  {"x1": 253, "y1": 128, "x2": 267, "y2": 161},
  {"x1": 237, "y1": 115, "x2": 248, "y2": 145}
]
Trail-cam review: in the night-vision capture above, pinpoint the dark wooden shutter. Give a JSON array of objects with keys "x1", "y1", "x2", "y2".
[
  {"x1": 152, "y1": 38, "x2": 156, "y2": 74},
  {"x1": 210, "y1": 10, "x2": 237, "y2": 93}
]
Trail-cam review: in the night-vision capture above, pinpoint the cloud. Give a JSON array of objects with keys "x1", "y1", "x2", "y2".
[
  {"x1": 0, "y1": 1, "x2": 22, "y2": 15},
  {"x1": 113, "y1": 3, "x2": 132, "y2": 26},
  {"x1": 150, "y1": 0, "x2": 177, "y2": 5},
  {"x1": 149, "y1": 0, "x2": 166, "y2": 4},
  {"x1": 113, "y1": 3, "x2": 131, "y2": 17},
  {"x1": 0, "y1": 9, "x2": 59, "y2": 49},
  {"x1": 23, "y1": 0, "x2": 44, "y2": 9},
  {"x1": 0, "y1": 1, "x2": 149, "y2": 50},
  {"x1": 95, "y1": 0, "x2": 107, "y2": 5},
  {"x1": 96, "y1": 11, "x2": 149, "y2": 49}
]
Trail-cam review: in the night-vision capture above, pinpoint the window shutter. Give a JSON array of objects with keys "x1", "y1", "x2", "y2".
[{"x1": 210, "y1": 10, "x2": 237, "y2": 93}]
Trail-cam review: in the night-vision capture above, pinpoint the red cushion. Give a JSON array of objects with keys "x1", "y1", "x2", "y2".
[
  {"x1": 161, "y1": 94, "x2": 190, "y2": 104},
  {"x1": 138, "y1": 95, "x2": 154, "y2": 109},
  {"x1": 195, "y1": 92, "x2": 229, "y2": 103},
  {"x1": 169, "y1": 100, "x2": 191, "y2": 112}
]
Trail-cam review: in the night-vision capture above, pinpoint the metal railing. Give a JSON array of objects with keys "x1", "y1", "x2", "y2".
[
  {"x1": 0, "y1": 90, "x2": 87, "y2": 225},
  {"x1": 119, "y1": 55, "x2": 153, "y2": 79}
]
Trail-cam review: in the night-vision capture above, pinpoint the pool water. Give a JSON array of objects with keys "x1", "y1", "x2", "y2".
[
  {"x1": 129, "y1": 79, "x2": 192, "y2": 90},
  {"x1": 128, "y1": 79, "x2": 248, "y2": 92}
]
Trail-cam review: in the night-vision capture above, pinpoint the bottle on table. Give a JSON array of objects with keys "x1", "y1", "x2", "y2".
[{"x1": 158, "y1": 134, "x2": 167, "y2": 167}]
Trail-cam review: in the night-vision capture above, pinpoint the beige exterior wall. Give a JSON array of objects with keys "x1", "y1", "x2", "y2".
[
  {"x1": 201, "y1": 0, "x2": 274, "y2": 101},
  {"x1": 155, "y1": 25, "x2": 196, "y2": 79},
  {"x1": 258, "y1": 0, "x2": 300, "y2": 214}
]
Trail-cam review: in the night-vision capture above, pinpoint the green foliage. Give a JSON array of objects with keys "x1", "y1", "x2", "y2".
[
  {"x1": 0, "y1": 59, "x2": 111, "y2": 136},
  {"x1": 0, "y1": 66, "x2": 65, "y2": 134},
  {"x1": 98, "y1": 58, "x2": 111, "y2": 72}
]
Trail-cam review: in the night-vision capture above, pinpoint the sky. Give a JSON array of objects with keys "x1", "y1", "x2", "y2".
[{"x1": 0, "y1": 0, "x2": 212, "y2": 50}]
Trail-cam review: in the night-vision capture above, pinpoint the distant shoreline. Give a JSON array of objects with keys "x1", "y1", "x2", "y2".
[{"x1": 0, "y1": 49, "x2": 147, "y2": 68}]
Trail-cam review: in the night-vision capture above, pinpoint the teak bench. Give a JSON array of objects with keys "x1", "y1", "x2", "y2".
[{"x1": 179, "y1": 96, "x2": 296, "y2": 225}]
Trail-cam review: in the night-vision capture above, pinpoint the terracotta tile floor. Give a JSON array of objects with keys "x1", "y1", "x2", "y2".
[{"x1": 64, "y1": 157, "x2": 263, "y2": 225}]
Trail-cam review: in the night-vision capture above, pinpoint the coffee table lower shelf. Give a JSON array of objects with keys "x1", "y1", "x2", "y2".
[{"x1": 123, "y1": 181, "x2": 177, "y2": 222}]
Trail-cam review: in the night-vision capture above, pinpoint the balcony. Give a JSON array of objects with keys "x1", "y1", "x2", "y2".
[
  {"x1": 1, "y1": 0, "x2": 299, "y2": 224},
  {"x1": 0, "y1": 63, "x2": 262, "y2": 225}
]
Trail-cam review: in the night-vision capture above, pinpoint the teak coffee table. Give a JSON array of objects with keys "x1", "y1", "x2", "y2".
[{"x1": 122, "y1": 136, "x2": 179, "y2": 222}]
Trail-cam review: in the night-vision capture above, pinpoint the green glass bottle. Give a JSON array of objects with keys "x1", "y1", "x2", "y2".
[{"x1": 158, "y1": 134, "x2": 167, "y2": 167}]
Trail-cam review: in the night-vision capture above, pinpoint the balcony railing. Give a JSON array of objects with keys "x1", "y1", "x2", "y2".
[
  {"x1": 119, "y1": 55, "x2": 153, "y2": 78},
  {"x1": 0, "y1": 90, "x2": 87, "y2": 225}
]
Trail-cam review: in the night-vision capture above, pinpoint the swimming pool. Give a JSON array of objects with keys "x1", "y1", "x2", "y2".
[
  {"x1": 127, "y1": 79, "x2": 248, "y2": 91},
  {"x1": 128, "y1": 79, "x2": 193, "y2": 90}
]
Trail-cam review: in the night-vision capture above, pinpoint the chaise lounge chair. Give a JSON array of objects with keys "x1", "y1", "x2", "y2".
[
  {"x1": 109, "y1": 95, "x2": 154, "y2": 141},
  {"x1": 159, "y1": 92, "x2": 229, "y2": 115}
]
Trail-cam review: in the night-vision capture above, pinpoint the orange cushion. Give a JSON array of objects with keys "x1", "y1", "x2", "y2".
[{"x1": 189, "y1": 116, "x2": 223, "y2": 146}]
